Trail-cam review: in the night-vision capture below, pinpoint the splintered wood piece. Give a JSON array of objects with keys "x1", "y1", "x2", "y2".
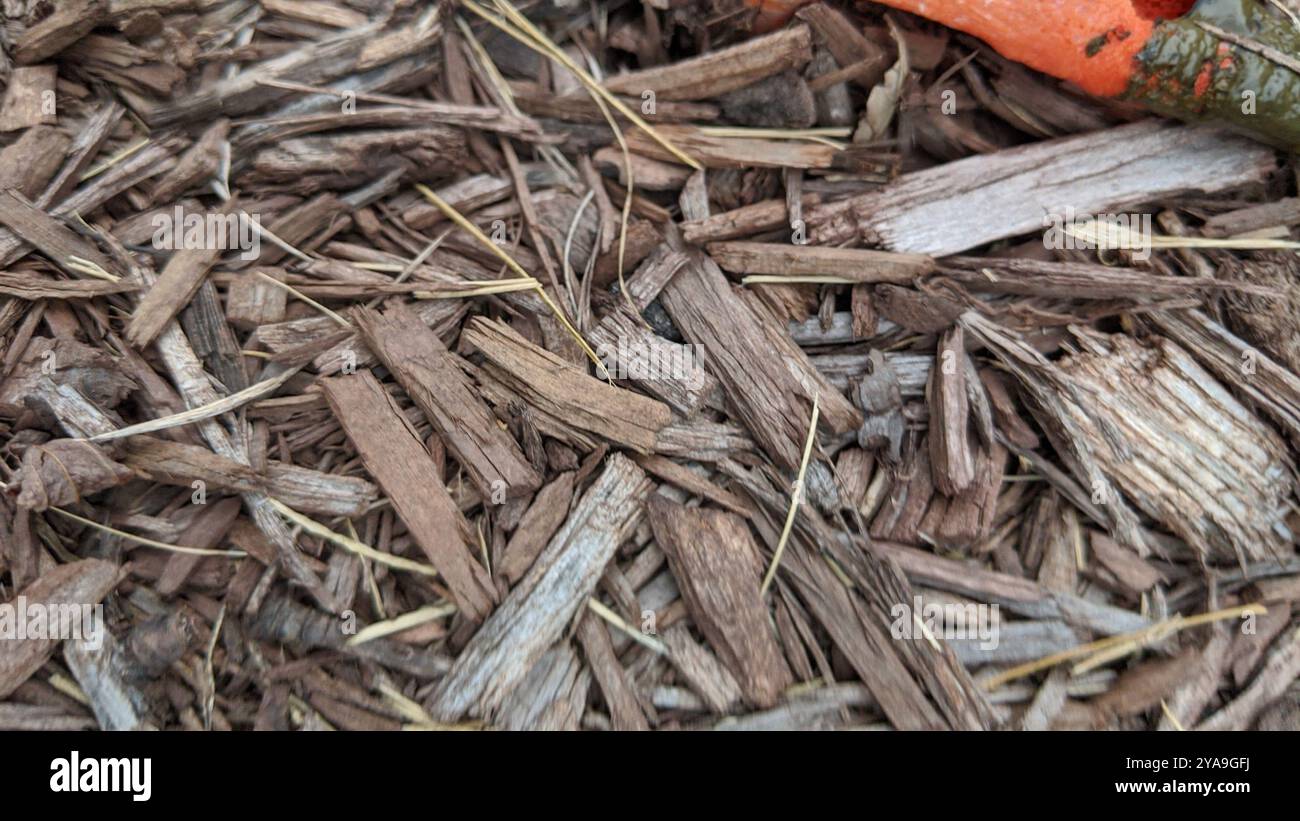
[
  {"x1": 940, "y1": 256, "x2": 1268, "y2": 300},
  {"x1": 148, "y1": 119, "x2": 230, "y2": 206},
  {"x1": 127, "y1": 199, "x2": 241, "y2": 348},
  {"x1": 181, "y1": 280, "x2": 247, "y2": 393},
  {"x1": 1200, "y1": 624, "x2": 1300, "y2": 730},
  {"x1": 796, "y1": 5, "x2": 890, "y2": 87},
  {"x1": 1158, "y1": 629, "x2": 1231, "y2": 730},
  {"x1": 14, "y1": 0, "x2": 105, "y2": 64},
  {"x1": 0, "y1": 137, "x2": 179, "y2": 266},
  {"x1": 870, "y1": 444, "x2": 934, "y2": 544},
  {"x1": 631, "y1": 453, "x2": 754, "y2": 517},
  {"x1": 595, "y1": 146, "x2": 691, "y2": 190},
  {"x1": 36, "y1": 100, "x2": 123, "y2": 208},
  {"x1": 249, "y1": 594, "x2": 451, "y2": 679},
  {"x1": 1025, "y1": 493, "x2": 1080, "y2": 594},
  {"x1": 722, "y1": 460, "x2": 953, "y2": 728},
  {"x1": 1203, "y1": 197, "x2": 1300, "y2": 237},
  {"x1": 648, "y1": 496, "x2": 793, "y2": 708},
  {"x1": 589, "y1": 307, "x2": 716, "y2": 417},
  {"x1": 494, "y1": 645, "x2": 590, "y2": 731},
  {"x1": 402, "y1": 173, "x2": 512, "y2": 229},
  {"x1": 808, "y1": 121, "x2": 1276, "y2": 255},
  {"x1": 661, "y1": 624, "x2": 744, "y2": 714},
  {"x1": 0, "y1": 705, "x2": 96, "y2": 731},
  {"x1": 262, "y1": 0, "x2": 368, "y2": 28},
  {"x1": 518, "y1": 91, "x2": 716, "y2": 126},
  {"x1": 0, "y1": 189, "x2": 117, "y2": 278},
  {"x1": 659, "y1": 252, "x2": 860, "y2": 472},
  {"x1": 1091, "y1": 532, "x2": 1166, "y2": 593},
  {"x1": 157, "y1": 497, "x2": 243, "y2": 597},
  {"x1": 707, "y1": 242, "x2": 934, "y2": 283},
  {"x1": 872, "y1": 540, "x2": 1149, "y2": 636},
  {"x1": 923, "y1": 441, "x2": 1005, "y2": 551},
  {"x1": 979, "y1": 368, "x2": 1040, "y2": 450},
  {"x1": 756, "y1": 454, "x2": 992, "y2": 726},
  {"x1": 320, "y1": 371, "x2": 497, "y2": 621},
  {"x1": 840, "y1": 537, "x2": 997, "y2": 731},
  {"x1": 463, "y1": 316, "x2": 672, "y2": 454},
  {"x1": 575, "y1": 611, "x2": 650, "y2": 730},
  {"x1": 0, "y1": 125, "x2": 70, "y2": 198},
  {"x1": 962, "y1": 312, "x2": 1151, "y2": 554},
  {"x1": 713, "y1": 683, "x2": 875, "y2": 730},
  {"x1": 0, "y1": 66, "x2": 58, "y2": 131},
  {"x1": 64, "y1": 630, "x2": 156, "y2": 731},
  {"x1": 252, "y1": 128, "x2": 466, "y2": 181},
  {"x1": 121, "y1": 436, "x2": 377, "y2": 519},
  {"x1": 141, "y1": 22, "x2": 388, "y2": 127},
  {"x1": 873, "y1": 284, "x2": 963, "y2": 334},
  {"x1": 429, "y1": 454, "x2": 652, "y2": 721},
  {"x1": 585, "y1": 244, "x2": 707, "y2": 413},
  {"x1": 498, "y1": 472, "x2": 576, "y2": 587},
  {"x1": 1086, "y1": 650, "x2": 1203, "y2": 728},
  {"x1": 626, "y1": 125, "x2": 844, "y2": 170},
  {"x1": 1055, "y1": 333, "x2": 1293, "y2": 564},
  {"x1": 0, "y1": 273, "x2": 135, "y2": 300},
  {"x1": 604, "y1": 25, "x2": 813, "y2": 101},
  {"x1": 16, "y1": 438, "x2": 133, "y2": 511},
  {"x1": 261, "y1": 300, "x2": 464, "y2": 375},
  {"x1": 928, "y1": 325, "x2": 974, "y2": 497},
  {"x1": 225, "y1": 270, "x2": 287, "y2": 330},
  {"x1": 250, "y1": 193, "x2": 344, "y2": 267},
  {"x1": 0, "y1": 559, "x2": 119, "y2": 698},
  {"x1": 1149, "y1": 309, "x2": 1300, "y2": 442},
  {"x1": 681, "y1": 196, "x2": 821, "y2": 245},
  {"x1": 355, "y1": 301, "x2": 541, "y2": 501}
]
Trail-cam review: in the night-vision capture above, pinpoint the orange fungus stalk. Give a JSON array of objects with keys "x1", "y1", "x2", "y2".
[
  {"x1": 866, "y1": 1, "x2": 1159, "y2": 96},
  {"x1": 743, "y1": 0, "x2": 1300, "y2": 150},
  {"x1": 745, "y1": 1, "x2": 1202, "y2": 96}
]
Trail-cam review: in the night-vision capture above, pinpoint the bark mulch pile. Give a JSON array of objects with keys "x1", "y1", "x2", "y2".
[{"x1": 1, "y1": 0, "x2": 1300, "y2": 731}]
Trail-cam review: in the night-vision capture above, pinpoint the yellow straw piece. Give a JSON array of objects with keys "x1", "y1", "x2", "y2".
[
  {"x1": 49, "y1": 507, "x2": 247, "y2": 557},
  {"x1": 461, "y1": 0, "x2": 701, "y2": 170},
  {"x1": 267, "y1": 498, "x2": 440, "y2": 577},
  {"x1": 982, "y1": 602, "x2": 1266, "y2": 690},
  {"x1": 760, "y1": 393, "x2": 820, "y2": 595},
  {"x1": 413, "y1": 183, "x2": 610, "y2": 379}
]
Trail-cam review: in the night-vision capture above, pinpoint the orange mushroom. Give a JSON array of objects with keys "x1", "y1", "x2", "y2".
[
  {"x1": 748, "y1": 0, "x2": 1169, "y2": 96},
  {"x1": 742, "y1": 0, "x2": 1300, "y2": 149}
]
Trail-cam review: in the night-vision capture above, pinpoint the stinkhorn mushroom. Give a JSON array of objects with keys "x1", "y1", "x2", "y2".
[{"x1": 749, "y1": 0, "x2": 1300, "y2": 150}]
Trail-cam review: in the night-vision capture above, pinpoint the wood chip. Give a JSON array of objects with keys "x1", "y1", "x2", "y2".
[
  {"x1": 2, "y1": 2, "x2": 1296, "y2": 733},
  {"x1": 648, "y1": 496, "x2": 792, "y2": 707},
  {"x1": 463, "y1": 316, "x2": 672, "y2": 454},
  {"x1": 429, "y1": 454, "x2": 652, "y2": 721},
  {"x1": 355, "y1": 301, "x2": 541, "y2": 501},
  {"x1": 0, "y1": 560, "x2": 119, "y2": 698},
  {"x1": 320, "y1": 371, "x2": 497, "y2": 621},
  {"x1": 808, "y1": 121, "x2": 1276, "y2": 255}
]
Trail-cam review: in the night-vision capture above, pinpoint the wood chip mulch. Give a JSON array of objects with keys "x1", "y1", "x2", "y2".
[{"x1": 1, "y1": 0, "x2": 1299, "y2": 731}]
